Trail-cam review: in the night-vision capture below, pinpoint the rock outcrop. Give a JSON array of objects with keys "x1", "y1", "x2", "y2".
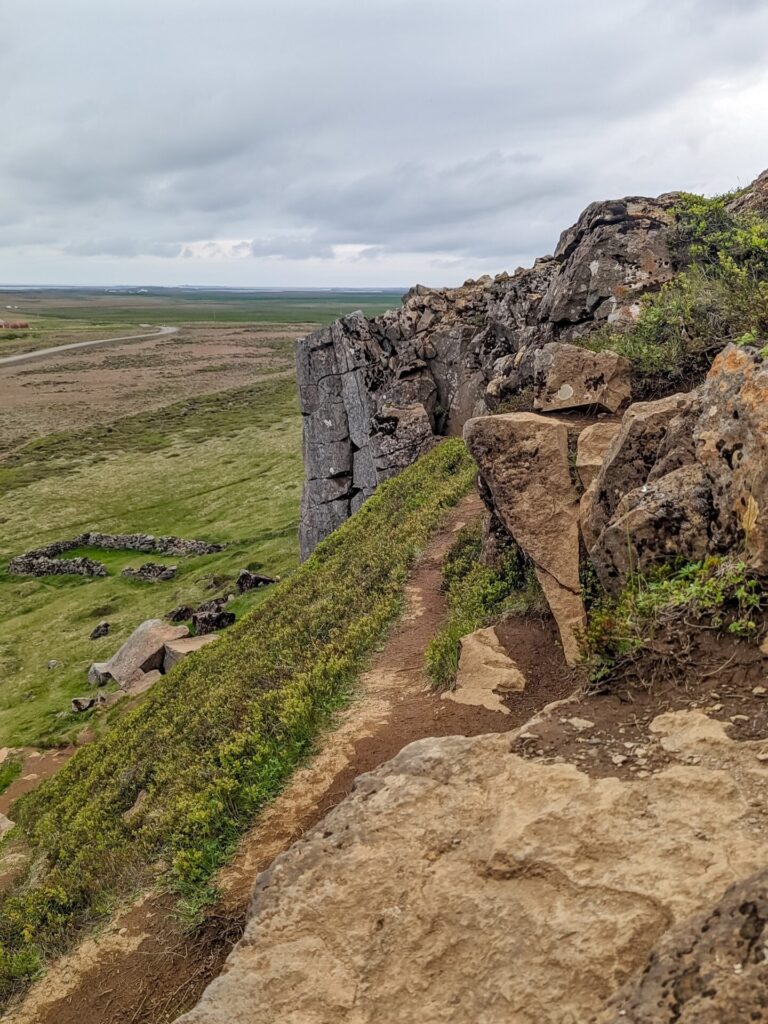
[
  {"x1": 599, "y1": 866, "x2": 768, "y2": 1023},
  {"x1": 180, "y1": 710, "x2": 768, "y2": 1024},
  {"x1": 533, "y1": 342, "x2": 631, "y2": 414},
  {"x1": 298, "y1": 191, "x2": 680, "y2": 556},
  {"x1": 464, "y1": 412, "x2": 585, "y2": 665},
  {"x1": 582, "y1": 344, "x2": 768, "y2": 590}
]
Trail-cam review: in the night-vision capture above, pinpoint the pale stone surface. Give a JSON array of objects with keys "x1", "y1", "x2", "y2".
[
  {"x1": 180, "y1": 710, "x2": 768, "y2": 1024},
  {"x1": 87, "y1": 619, "x2": 188, "y2": 688},
  {"x1": 534, "y1": 343, "x2": 631, "y2": 413},
  {"x1": 442, "y1": 626, "x2": 524, "y2": 714},
  {"x1": 0, "y1": 813, "x2": 15, "y2": 838},
  {"x1": 575, "y1": 421, "x2": 621, "y2": 489},
  {"x1": 464, "y1": 412, "x2": 585, "y2": 665},
  {"x1": 163, "y1": 634, "x2": 220, "y2": 673}
]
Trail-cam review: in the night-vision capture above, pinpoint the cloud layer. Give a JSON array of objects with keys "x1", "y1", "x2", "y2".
[{"x1": 2, "y1": 0, "x2": 768, "y2": 286}]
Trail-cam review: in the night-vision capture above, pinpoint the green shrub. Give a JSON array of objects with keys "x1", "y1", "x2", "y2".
[
  {"x1": 579, "y1": 556, "x2": 764, "y2": 688},
  {"x1": 0, "y1": 760, "x2": 21, "y2": 796},
  {"x1": 579, "y1": 192, "x2": 768, "y2": 392},
  {"x1": 425, "y1": 526, "x2": 543, "y2": 691},
  {"x1": 0, "y1": 440, "x2": 474, "y2": 1004}
]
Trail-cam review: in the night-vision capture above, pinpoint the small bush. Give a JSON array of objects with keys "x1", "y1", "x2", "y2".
[
  {"x1": 425, "y1": 526, "x2": 543, "y2": 690},
  {"x1": 0, "y1": 760, "x2": 21, "y2": 796},
  {"x1": 579, "y1": 556, "x2": 765, "y2": 688},
  {"x1": 579, "y1": 192, "x2": 768, "y2": 394}
]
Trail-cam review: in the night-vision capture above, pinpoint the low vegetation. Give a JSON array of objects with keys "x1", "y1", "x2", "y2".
[
  {"x1": 581, "y1": 192, "x2": 768, "y2": 393},
  {"x1": 0, "y1": 760, "x2": 22, "y2": 797},
  {"x1": 0, "y1": 376, "x2": 303, "y2": 748},
  {"x1": 579, "y1": 557, "x2": 765, "y2": 688},
  {"x1": 0, "y1": 440, "x2": 474, "y2": 1003},
  {"x1": 425, "y1": 526, "x2": 543, "y2": 690}
]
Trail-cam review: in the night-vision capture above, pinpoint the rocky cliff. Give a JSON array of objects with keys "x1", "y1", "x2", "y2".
[{"x1": 297, "y1": 193, "x2": 679, "y2": 556}]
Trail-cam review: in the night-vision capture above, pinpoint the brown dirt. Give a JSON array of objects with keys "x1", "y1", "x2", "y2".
[
  {"x1": 0, "y1": 746, "x2": 77, "y2": 818},
  {"x1": 512, "y1": 624, "x2": 768, "y2": 781},
  {"x1": 6, "y1": 493, "x2": 575, "y2": 1024},
  {"x1": 0, "y1": 322, "x2": 302, "y2": 453}
]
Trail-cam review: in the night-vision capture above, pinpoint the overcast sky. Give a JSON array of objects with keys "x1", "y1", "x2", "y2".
[{"x1": 2, "y1": 0, "x2": 768, "y2": 288}]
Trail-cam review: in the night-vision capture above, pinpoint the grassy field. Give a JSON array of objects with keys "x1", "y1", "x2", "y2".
[
  {"x1": 0, "y1": 376, "x2": 303, "y2": 748},
  {"x1": 0, "y1": 441, "x2": 473, "y2": 1002}
]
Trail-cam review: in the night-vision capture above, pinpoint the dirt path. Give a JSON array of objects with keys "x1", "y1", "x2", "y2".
[
  {"x1": 6, "y1": 493, "x2": 575, "y2": 1024},
  {"x1": 0, "y1": 325, "x2": 179, "y2": 367}
]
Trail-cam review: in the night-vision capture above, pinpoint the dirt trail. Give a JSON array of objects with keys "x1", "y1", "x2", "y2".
[{"x1": 6, "y1": 493, "x2": 575, "y2": 1024}]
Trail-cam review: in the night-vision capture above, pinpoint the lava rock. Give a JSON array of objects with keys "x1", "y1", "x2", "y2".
[
  {"x1": 192, "y1": 609, "x2": 235, "y2": 635},
  {"x1": 121, "y1": 562, "x2": 177, "y2": 583},
  {"x1": 89, "y1": 621, "x2": 110, "y2": 640},
  {"x1": 237, "y1": 570, "x2": 277, "y2": 593}
]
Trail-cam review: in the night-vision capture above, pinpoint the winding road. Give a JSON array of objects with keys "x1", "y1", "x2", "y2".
[{"x1": 0, "y1": 324, "x2": 179, "y2": 368}]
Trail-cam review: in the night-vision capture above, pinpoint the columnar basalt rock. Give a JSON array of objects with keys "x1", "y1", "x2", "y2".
[
  {"x1": 297, "y1": 192, "x2": 680, "y2": 556},
  {"x1": 582, "y1": 344, "x2": 768, "y2": 590},
  {"x1": 464, "y1": 412, "x2": 585, "y2": 665}
]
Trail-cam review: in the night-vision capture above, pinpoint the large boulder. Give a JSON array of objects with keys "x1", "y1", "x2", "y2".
[
  {"x1": 179, "y1": 711, "x2": 768, "y2": 1024},
  {"x1": 533, "y1": 343, "x2": 631, "y2": 414},
  {"x1": 584, "y1": 345, "x2": 768, "y2": 589},
  {"x1": 88, "y1": 619, "x2": 189, "y2": 687},
  {"x1": 163, "y1": 634, "x2": 220, "y2": 672},
  {"x1": 599, "y1": 866, "x2": 768, "y2": 1023},
  {"x1": 692, "y1": 345, "x2": 768, "y2": 571},
  {"x1": 442, "y1": 626, "x2": 525, "y2": 714},
  {"x1": 464, "y1": 412, "x2": 584, "y2": 665}
]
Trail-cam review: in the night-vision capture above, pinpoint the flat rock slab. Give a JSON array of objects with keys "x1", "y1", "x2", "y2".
[
  {"x1": 88, "y1": 619, "x2": 189, "y2": 687},
  {"x1": 534, "y1": 342, "x2": 631, "y2": 414},
  {"x1": 442, "y1": 626, "x2": 524, "y2": 714},
  {"x1": 163, "y1": 634, "x2": 220, "y2": 672}
]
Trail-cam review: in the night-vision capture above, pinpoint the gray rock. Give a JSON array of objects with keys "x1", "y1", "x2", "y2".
[
  {"x1": 192, "y1": 609, "x2": 235, "y2": 635},
  {"x1": 87, "y1": 619, "x2": 189, "y2": 688},
  {"x1": 121, "y1": 562, "x2": 177, "y2": 583},
  {"x1": 89, "y1": 621, "x2": 110, "y2": 640}
]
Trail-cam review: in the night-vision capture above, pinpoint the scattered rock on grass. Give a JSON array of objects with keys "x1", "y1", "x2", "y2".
[
  {"x1": 166, "y1": 605, "x2": 194, "y2": 623},
  {"x1": 121, "y1": 562, "x2": 177, "y2": 583},
  {"x1": 88, "y1": 618, "x2": 189, "y2": 687},
  {"x1": 89, "y1": 621, "x2": 110, "y2": 640},
  {"x1": 237, "y1": 569, "x2": 277, "y2": 593},
  {"x1": 193, "y1": 609, "x2": 235, "y2": 635}
]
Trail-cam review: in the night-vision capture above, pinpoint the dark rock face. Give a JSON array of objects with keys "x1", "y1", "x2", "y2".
[
  {"x1": 193, "y1": 608, "x2": 235, "y2": 635},
  {"x1": 297, "y1": 193, "x2": 679, "y2": 557},
  {"x1": 237, "y1": 570, "x2": 276, "y2": 593},
  {"x1": 583, "y1": 344, "x2": 768, "y2": 589},
  {"x1": 600, "y1": 867, "x2": 768, "y2": 1023}
]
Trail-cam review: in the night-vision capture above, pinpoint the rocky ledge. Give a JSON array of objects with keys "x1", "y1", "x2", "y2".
[{"x1": 297, "y1": 191, "x2": 680, "y2": 556}]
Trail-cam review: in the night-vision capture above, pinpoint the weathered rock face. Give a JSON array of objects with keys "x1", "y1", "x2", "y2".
[
  {"x1": 533, "y1": 342, "x2": 631, "y2": 414},
  {"x1": 179, "y1": 710, "x2": 768, "y2": 1024},
  {"x1": 442, "y1": 625, "x2": 524, "y2": 714},
  {"x1": 598, "y1": 866, "x2": 768, "y2": 1023},
  {"x1": 583, "y1": 345, "x2": 768, "y2": 589},
  {"x1": 298, "y1": 192, "x2": 680, "y2": 556},
  {"x1": 88, "y1": 619, "x2": 189, "y2": 687},
  {"x1": 464, "y1": 412, "x2": 584, "y2": 665}
]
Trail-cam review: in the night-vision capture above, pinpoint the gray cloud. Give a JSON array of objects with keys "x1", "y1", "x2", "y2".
[{"x1": 1, "y1": 0, "x2": 768, "y2": 285}]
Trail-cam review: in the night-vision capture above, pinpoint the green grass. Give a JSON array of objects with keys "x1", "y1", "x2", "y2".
[
  {"x1": 579, "y1": 556, "x2": 765, "y2": 688},
  {"x1": 0, "y1": 288, "x2": 403, "y2": 328},
  {"x1": 578, "y1": 192, "x2": 768, "y2": 392},
  {"x1": 0, "y1": 440, "x2": 474, "y2": 1003},
  {"x1": 425, "y1": 526, "x2": 543, "y2": 691},
  {"x1": 0, "y1": 760, "x2": 22, "y2": 796},
  {"x1": 0, "y1": 376, "x2": 303, "y2": 747}
]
